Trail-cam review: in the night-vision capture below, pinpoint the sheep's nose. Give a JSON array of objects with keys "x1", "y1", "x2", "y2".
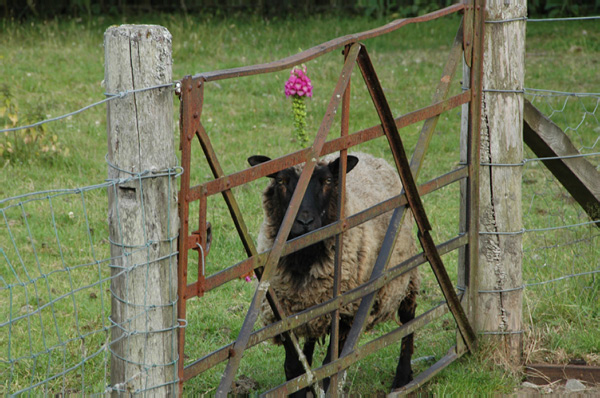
[{"x1": 296, "y1": 212, "x2": 314, "y2": 226}]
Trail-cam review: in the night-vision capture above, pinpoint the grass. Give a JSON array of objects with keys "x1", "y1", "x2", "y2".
[{"x1": 1, "y1": 11, "x2": 599, "y2": 396}]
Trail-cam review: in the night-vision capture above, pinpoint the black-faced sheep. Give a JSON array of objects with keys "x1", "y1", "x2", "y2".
[{"x1": 248, "y1": 151, "x2": 420, "y2": 395}]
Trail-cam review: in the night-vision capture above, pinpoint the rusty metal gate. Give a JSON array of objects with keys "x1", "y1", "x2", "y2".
[{"x1": 177, "y1": 1, "x2": 485, "y2": 395}]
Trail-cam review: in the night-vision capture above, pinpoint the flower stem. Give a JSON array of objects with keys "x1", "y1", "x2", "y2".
[{"x1": 292, "y1": 96, "x2": 308, "y2": 146}]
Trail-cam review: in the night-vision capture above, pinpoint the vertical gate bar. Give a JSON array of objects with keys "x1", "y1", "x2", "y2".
[
  {"x1": 467, "y1": 0, "x2": 485, "y2": 344},
  {"x1": 177, "y1": 75, "x2": 202, "y2": 392},
  {"x1": 457, "y1": 6, "x2": 472, "y2": 355},
  {"x1": 463, "y1": 3, "x2": 474, "y2": 69},
  {"x1": 216, "y1": 43, "x2": 361, "y2": 397},
  {"x1": 356, "y1": 46, "x2": 476, "y2": 351},
  {"x1": 329, "y1": 43, "x2": 353, "y2": 397},
  {"x1": 197, "y1": 186, "x2": 207, "y2": 296}
]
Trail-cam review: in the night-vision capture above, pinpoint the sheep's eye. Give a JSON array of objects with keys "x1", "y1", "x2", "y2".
[
  {"x1": 324, "y1": 177, "x2": 333, "y2": 185},
  {"x1": 276, "y1": 177, "x2": 285, "y2": 185}
]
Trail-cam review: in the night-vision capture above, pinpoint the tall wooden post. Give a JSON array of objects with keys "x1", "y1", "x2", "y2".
[
  {"x1": 477, "y1": 0, "x2": 526, "y2": 361},
  {"x1": 105, "y1": 25, "x2": 179, "y2": 395}
]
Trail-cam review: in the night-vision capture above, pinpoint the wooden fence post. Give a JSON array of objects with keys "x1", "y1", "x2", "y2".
[
  {"x1": 476, "y1": 0, "x2": 526, "y2": 361},
  {"x1": 105, "y1": 25, "x2": 179, "y2": 395}
]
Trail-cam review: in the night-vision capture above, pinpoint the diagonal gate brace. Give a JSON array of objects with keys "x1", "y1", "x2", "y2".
[
  {"x1": 339, "y1": 45, "x2": 476, "y2": 361},
  {"x1": 339, "y1": 23, "x2": 476, "y2": 369}
]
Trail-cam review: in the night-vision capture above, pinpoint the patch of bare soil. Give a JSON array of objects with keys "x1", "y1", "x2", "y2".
[{"x1": 231, "y1": 375, "x2": 260, "y2": 395}]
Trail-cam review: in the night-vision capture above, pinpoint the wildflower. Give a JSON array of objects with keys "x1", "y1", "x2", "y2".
[
  {"x1": 284, "y1": 67, "x2": 313, "y2": 98},
  {"x1": 285, "y1": 65, "x2": 313, "y2": 146}
]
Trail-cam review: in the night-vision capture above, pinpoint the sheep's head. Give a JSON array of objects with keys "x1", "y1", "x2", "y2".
[{"x1": 248, "y1": 155, "x2": 359, "y2": 240}]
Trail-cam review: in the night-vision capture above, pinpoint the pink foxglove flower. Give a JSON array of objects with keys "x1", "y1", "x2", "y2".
[
  {"x1": 285, "y1": 67, "x2": 313, "y2": 98},
  {"x1": 285, "y1": 66, "x2": 313, "y2": 146}
]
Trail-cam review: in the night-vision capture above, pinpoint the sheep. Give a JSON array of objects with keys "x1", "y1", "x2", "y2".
[{"x1": 247, "y1": 151, "x2": 420, "y2": 395}]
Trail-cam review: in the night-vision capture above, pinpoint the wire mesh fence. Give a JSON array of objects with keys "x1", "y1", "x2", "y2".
[
  {"x1": 522, "y1": 90, "x2": 599, "y2": 290},
  {"x1": 1, "y1": 165, "x2": 182, "y2": 395}
]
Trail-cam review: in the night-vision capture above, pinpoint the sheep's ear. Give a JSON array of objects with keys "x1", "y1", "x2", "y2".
[
  {"x1": 248, "y1": 155, "x2": 271, "y2": 167},
  {"x1": 328, "y1": 155, "x2": 359, "y2": 178},
  {"x1": 248, "y1": 155, "x2": 278, "y2": 178}
]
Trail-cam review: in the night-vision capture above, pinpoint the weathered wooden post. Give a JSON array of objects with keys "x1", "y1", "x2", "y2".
[
  {"x1": 105, "y1": 25, "x2": 179, "y2": 395},
  {"x1": 474, "y1": 0, "x2": 526, "y2": 361}
]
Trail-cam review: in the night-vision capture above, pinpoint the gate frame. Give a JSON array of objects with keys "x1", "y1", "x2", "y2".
[{"x1": 176, "y1": 1, "x2": 485, "y2": 395}]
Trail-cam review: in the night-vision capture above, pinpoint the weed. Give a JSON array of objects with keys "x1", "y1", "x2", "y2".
[{"x1": 0, "y1": 84, "x2": 68, "y2": 164}]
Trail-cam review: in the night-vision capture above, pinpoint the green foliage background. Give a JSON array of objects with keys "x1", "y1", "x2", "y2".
[{"x1": 2, "y1": 0, "x2": 599, "y2": 19}]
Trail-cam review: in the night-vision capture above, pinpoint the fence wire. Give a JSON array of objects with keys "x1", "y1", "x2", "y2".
[
  {"x1": 474, "y1": 89, "x2": 599, "y2": 293},
  {"x1": 0, "y1": 82, "x2": 178, "y2": 134},
  {"x1": 518, "y1": 90, "x2": 600, "y2": 292},
  {"x1": 1, "y1": 165, "x2": 182, "y2": 396}
]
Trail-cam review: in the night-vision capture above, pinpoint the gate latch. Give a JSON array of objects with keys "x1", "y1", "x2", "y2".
[{"x1": 188, "y1": 222, "x2": 212, "y2": 257}]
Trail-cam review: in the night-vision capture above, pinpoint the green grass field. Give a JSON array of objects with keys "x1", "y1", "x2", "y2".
[{"x1": 1, "y1": 12, "x2": 599, "y2": 396}]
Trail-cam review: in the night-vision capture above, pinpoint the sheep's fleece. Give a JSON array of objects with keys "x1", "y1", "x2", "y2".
[{"x1": 257, "y1": 152, "x2": 420, "y2": 342}]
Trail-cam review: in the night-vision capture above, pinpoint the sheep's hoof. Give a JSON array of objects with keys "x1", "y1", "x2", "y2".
[{"x1": 391, "y1": 370, "x2": 413, "y2": 390}]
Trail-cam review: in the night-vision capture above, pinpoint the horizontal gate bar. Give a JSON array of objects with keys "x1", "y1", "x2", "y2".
[
  {"x1": 183, "y1": 234, "x2": 467, "y2": 381},
  {"x1": 262, "y1": 296, "x2": 457, "y2": 397},
  {"x1": 187, "y1": 91, "x2": 471, "y2": 201},
  {"x1": 388, "y1": 346, "x2": 463, "y2": 397},
  {"x1": 193, "y1": 166, "x2": 467, "y2": 292},
  {"x1": 191, "y1": 3, "x2": 464, "y2": 83},
  {"x1": 322, "y1": 91, "x2": 470, "y2": 161}
]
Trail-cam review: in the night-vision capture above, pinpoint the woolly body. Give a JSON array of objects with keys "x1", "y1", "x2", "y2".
[{"x1": 256, "y1": 152, "x2": 420, "y2": 341}]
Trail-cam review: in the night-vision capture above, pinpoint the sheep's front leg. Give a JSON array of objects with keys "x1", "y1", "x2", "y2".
[
  {"x1": 392, "y1": 290, "x2": 417, "y2": 389},
  {"x1": 283, "y1": 338, "x2": 316, "y2": 398}
]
